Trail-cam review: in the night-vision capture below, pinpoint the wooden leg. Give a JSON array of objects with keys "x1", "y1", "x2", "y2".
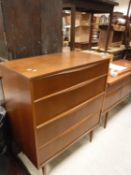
[
  {"x1": 89, "y1": 131, "x2": 93, "y2": 142},
  {"x1": 42, "y1": 164, "x2": 49, "y2": 175},
  {"x1": 104, "y1": 112, "x2": 109, "y2": 128}
]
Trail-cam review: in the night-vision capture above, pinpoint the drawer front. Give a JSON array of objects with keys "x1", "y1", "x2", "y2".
[
  {"x1": 38, "y1": 113, "x2": 99, "y2": 165},
  {"x1": 102, "y1": 88, "x2": 121, "y2": 112},
  {"x1": 32, "y1": 62, "x2": 108, "y2": 100},
  {"x1": 122, "y1": 76, "x2": 131, "y2": 85},
  {"x1": 34, "y1": 76, "x2": 106, "y2": 125},
  {"x1": 108, "y1": 79, "x2": 124, "y2": 93},
  {"x1": 37, "y1": 95, "x2": 103, "y2": 147},
  {"x1": 121, "y1": 81, "x2": 131, "y2": 98}
]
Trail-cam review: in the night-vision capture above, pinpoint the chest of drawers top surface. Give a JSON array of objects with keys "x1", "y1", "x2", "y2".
[
  {"x1": 108, "y1": 60, "x2": 131, "y2": 85},
  {"x1": 0, "y1": 52, "x2": 109, "y2": 79}
]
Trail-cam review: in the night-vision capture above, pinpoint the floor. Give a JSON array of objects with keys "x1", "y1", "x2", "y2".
[
  {"x1": 48, "y1": 100, "x2": 131, "y2": 175},
  {"x1": 0, "y1": 152, "x2": 30, "y2": 175},
  {"x1": 18, "y1": 99, "x2": 131, "y2": 175}
]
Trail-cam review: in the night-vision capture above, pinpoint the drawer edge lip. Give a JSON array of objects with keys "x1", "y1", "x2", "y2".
[
  {"x1": 33, "y1": 74, "x2": 107, "y2": 102},
  {"x1": 36, "y1": 92, "x2": 104, "y2": 129},
  {"x1": 38, "y1": 123, "x2": 98, "y2": 167},
  {"x1": 38, "y1": 111, "x2": 100, "y2": 150},
  {"x1": 107, "y1": 73, "x2": 131, "y2": 86}
]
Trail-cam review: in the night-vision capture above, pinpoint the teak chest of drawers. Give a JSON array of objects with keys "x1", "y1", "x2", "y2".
[
  {"x1": 102, "y1": 60, "x2": 131, "y2": 128},
  {"x1": 0, "y1": 52, "x2": 109, "y2": 172}
]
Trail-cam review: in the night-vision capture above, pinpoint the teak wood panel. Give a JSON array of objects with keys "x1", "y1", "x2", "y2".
[
  {"x1": 34, "y1": 76, "x2": 107, "y2": 125},
  {"x1": 121, "y1": 77, "x2": 131, "y2": 98},
  {"x1": 0, "y1": 66, "x2": 38, "y2": 166},
  {"x1": 102, "y1": 74, "x2": 131, "y2": 113},
  {"x1": 32, "y1": 62, "x2": 108, "y2": 99},
  {"x1": 38, "y1": 113, "x2": 100, "y2": 165},
  {"x1": 107, "y1": 78, "x2": 124, "y2": 93},
  {"x1": 102, "y1": 88, "x2": 122, "y2": 112},
  {"x1": 122, "y1": 76, "x2": 131, "y2": 85},
  {"x1": 37, "y1": 94, "x2": 103, "y2": 147}
]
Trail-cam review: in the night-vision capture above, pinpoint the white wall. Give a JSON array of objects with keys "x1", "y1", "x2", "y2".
[{"x1": 114, "y1": 0, "x2": 130, "y2": 14}]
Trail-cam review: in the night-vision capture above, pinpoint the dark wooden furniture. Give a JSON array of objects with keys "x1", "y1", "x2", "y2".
[
  {"x1": 0, "y1": 0, "x2": 118, "y2": 60},
  {"x1": 0, "y1": 77, "x2": 4, "y2": 105},
  {"x1": 63, "y1": 0, "x2": 118, "y2": 51},
  {"x1": 99, "y1": 26, "x2": 125, "y2": 49},
  {"x1": 111, "y1": 49, "x2": 126, "y2": 60},
  {"x1": 101, "y1": 60, "x2": 131, "y2": 128},
  {"x1": 0, "y1": 52, "x2": 109, "y2": 174},
  {"x1": 0, "y1": 0, "x2": 62, "y2": 60},
  {"x1": 125, "y1": 0, "x2": 131, "y2": 49}
]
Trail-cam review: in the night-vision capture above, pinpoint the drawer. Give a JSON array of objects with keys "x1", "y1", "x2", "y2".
[
  {"x1": 37, "y1": 95, "x2": 103, "y2": 147},
  {"x1": 122, "y1": 76, "x2": 131, "y2": 85},
  {"x1": 102, "y1": 88, "x2": 121, "y2": 112},
  {"x1": 32, "y1": 62, "x2": 108, "y2": 100},
  {"x1": 107, "y1": 75, "x2": 131, "y2": 93},
  {"x1": 38, "y1": 113, "x2": 99, "y2": 165},
  {"x1": 107, "y1": 79, "x2": 124, "y2": 93},
  {"x1": 34, "y1": 76, "x2": 107, "y2": 125},
  {"x1": 121, "y1": 81, "x2": 131, "y2": 98}
]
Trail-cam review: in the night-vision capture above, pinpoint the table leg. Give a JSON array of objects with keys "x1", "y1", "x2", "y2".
[
  {"x1": 104, "y1": 112, "x2": 109, "y2": 128},
  {"x1": 89, "y1": 131, "x2": 93, "y2": 142},
  {"x1": 42, "y1": 164, "x2": 49, "y2": 175}
]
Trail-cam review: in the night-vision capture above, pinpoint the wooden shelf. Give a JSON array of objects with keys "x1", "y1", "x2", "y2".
[{"x1": 63, "y1": 0, "x2": 118, "y2": 51}]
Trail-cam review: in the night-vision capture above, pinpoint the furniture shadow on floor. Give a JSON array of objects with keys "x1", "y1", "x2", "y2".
[
  {"x1": 49, "y1": 135, "x2": 90, "y2": 172},
  {"x1": 103, "y1": 99, "x2": 131, "y2": 126},
  {"x1": 0, "y1": 152, "x2": 30, "y2": 175}
]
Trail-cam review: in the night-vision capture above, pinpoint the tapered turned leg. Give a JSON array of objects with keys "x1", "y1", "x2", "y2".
[
  {"x1": 42, "y1": 164, "x2": 49, "y2": 175},
  {"x1": 89, "y1": 131, "x2": 93, "y2": 142},
  {"x1": 104, "y1": 112, "x2": 109, "y2": 128}
]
